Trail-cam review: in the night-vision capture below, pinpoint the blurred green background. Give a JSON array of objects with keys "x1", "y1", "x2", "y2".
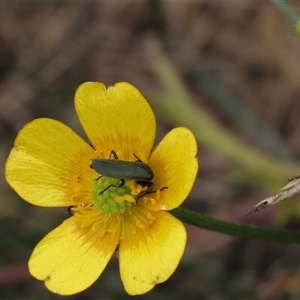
[{"x1": 2, "y1": 1, "x2": 300, "y2": 299}]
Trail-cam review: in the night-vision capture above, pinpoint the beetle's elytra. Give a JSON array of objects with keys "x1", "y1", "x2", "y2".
[{"x1": 91, "y1": 154, "x2": 154, "y2": 181}]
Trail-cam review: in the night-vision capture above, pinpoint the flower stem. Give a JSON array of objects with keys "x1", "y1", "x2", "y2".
[{"x1": 171, "y1": 207, "x2": 300, "y2": 244}]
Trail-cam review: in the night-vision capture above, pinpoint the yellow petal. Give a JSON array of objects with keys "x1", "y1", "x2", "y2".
[
  {"x1": 119, "y1": 211, "x2": 186, "y2": 295},
  {"x1": 29, "y1": 217, "x2": 119, "y2": 295},
  {"x1": 75, "y1": 82, "x2": 156, "y2": 160},
  {"x1": 5, "y1": 118, "x2": 95, "y2": 207},
  {"x1": 148, "y1": 127, "x2": 198, "y2": 210}
]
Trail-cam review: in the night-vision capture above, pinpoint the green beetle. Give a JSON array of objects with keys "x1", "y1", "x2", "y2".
[
  {"x1": 91, "y1": 150, "x2": 159, "y2": 197},
  {"x1": 92, "y1": 151, "x2": 154, "y2": 181}
]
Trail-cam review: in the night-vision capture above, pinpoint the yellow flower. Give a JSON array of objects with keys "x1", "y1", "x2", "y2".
[{"x1": 5, "y1": 82, "x2": 198, "y2": 295}]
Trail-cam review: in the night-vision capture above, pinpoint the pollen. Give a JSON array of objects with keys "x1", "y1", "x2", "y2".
[{"x1": 92, "y1": 176, "x2": 134, "y2": 214}]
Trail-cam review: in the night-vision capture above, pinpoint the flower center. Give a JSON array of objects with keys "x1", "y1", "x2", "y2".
[{"x1": 92, "y1": 176, "x2": 138, "y2": 215}]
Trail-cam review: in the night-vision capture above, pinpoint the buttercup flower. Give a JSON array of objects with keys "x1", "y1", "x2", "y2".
[{"x1": 5, "y1": 82, "x2": 198, "y2": 295}]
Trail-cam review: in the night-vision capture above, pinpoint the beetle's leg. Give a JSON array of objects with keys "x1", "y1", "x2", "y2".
[
  {"x1": 94, "y1": 175, "x2": 103, "y2": 181},
  {"x1": 133, "y1": 153, "x2": 143, "y2": 163},
  {"x1": 144, "y1": 186, "x2": 168, "y2": 197},
  {"x1": 99, "y1": 179, "x2": 125, "y2": 195},
  {"x1": 136, "y1": 182, "x2": 168, "y2": 199},
  {"x1": 135, "y1": 181, "x2": 153, "y2": 199},
  {"x1": 109, "y1": 150, "x2": 118, "y2": 159}
]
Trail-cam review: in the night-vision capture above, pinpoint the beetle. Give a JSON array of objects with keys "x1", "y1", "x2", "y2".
[
  {"x1": 91, "y1": 150, "x2": 162, "y2": 198},
  {"x1": 92, "y1": 151, "x2": 154, "y2": 181}
]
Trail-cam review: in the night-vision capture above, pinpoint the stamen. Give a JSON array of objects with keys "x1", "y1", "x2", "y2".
[{"x1": 92, "y1": 176, "x2": 133, "y2": 215}]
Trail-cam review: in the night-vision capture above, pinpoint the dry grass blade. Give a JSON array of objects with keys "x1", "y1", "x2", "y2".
[{"x1": 246, "y1": 176, "x2": 300, "y2": 215}]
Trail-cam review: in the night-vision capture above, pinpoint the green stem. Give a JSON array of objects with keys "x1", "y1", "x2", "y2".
[
  {"x1": 269, "y1": 0, "x2": 298, "y2": 23},
  {"x1": 171, "y1": 207, "x2": 300, "y2": 244}
]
